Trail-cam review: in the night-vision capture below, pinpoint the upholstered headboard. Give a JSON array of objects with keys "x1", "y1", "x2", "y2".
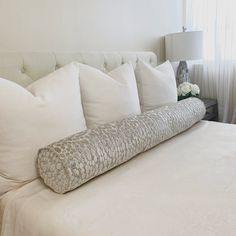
[{"x1": 0, "y1": 52, "x2": 157, "y2": 87}]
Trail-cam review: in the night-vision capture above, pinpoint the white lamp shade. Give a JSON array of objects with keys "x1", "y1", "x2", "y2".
[{"x1": 165, "y1": 31, "x2": 203, "y2": 62}]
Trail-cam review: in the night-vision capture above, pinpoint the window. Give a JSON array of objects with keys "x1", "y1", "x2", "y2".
[{"x1": 186, "y1": 0, "x2": 236, "y2": 61}]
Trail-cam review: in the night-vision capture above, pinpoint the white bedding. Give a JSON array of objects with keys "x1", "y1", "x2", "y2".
[{"x1": 1, "y1": 121, "x2": 236, "y2": 236}]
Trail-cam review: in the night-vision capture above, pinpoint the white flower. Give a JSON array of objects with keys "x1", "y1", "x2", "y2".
[
  {"x1": 178, "y1": 82, "x2": 192, "y2": 96},
  {"x1": 177, "y1": 86, "x2": 182, "y2": 96},
  {"x1": 177, "y1": 82, "x2": 200, "y2": 97},
  {"x1": 191, "y1": 84, "x2": 200, "y2": 96}
]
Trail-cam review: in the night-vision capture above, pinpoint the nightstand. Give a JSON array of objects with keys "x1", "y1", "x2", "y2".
[{"x1": 200, "y1": 98, "x2": 218, "y2": 121}]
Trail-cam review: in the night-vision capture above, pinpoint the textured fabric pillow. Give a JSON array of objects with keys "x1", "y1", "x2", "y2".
[
  {"x1": 78, "y1": 63, "x2": 141, "y2": 128},
  {"x1": 0, "y1": 63, "x2": 86, "y2": 196},
  {"x1": 135, "y1": 60, "x2": 177, "y2": 112},
  {"x1": 38, "y1": 98, "x2": 205, "y2": 194}
]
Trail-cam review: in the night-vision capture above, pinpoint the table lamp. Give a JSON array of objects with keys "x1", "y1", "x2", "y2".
[{"x1": 165, "y1": 30, "x2": 203, "y2": 85}]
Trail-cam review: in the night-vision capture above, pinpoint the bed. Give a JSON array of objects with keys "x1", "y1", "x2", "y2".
[{"x1": 1, "y1": 52, "x2": 236, "y2": 236}]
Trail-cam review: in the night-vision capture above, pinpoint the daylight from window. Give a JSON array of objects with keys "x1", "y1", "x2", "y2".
[{"x1": 186, "y1": 0, "x2": 236, "y2": 61}]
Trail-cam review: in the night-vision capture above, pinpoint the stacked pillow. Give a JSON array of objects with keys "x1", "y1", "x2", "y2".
[
  {"x1": 77, "y1": 63, "x2": 141, "y2": 128},
  {"x1": 77, "y1": 60, "x2": 177, "y2": 127},
  {"x1": 0, "y1": 59, "x2": 178, "y2": 196},
  {"x1": 135, "y1": 60, "x2": 177, "y2": 112},
  {"x1": 0, "y1": 63, "x2": 86, "y2": 196}
]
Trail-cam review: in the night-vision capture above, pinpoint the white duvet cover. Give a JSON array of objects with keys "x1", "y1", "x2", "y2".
[{"x1": 1, "y1": 121, "x2": 236, "y2": 236}]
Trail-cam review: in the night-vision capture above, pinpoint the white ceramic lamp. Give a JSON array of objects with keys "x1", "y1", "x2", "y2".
[{"x1": 165, "y1": 31, "x2": 203, "y2": 85}]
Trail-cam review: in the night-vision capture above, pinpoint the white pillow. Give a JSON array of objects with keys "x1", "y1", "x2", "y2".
[
  {"x1": 0, "y1": 62, "x2": 86, "y2": 196},
  {"x1": 135, "y1": 60, "x2": 177, "y2": 112},
  {"x1": 78, "y1": 63, "x2": 141, "y2": 128}
]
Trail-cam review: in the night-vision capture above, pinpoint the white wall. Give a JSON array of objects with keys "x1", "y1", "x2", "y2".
[{"x1": 0, "y1": 0, "x2": 182, "y2": 61}]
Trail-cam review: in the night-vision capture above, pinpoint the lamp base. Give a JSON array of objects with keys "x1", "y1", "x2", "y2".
[{"x1": 176, "y1": 61, "x2": 189, "y2": 85}]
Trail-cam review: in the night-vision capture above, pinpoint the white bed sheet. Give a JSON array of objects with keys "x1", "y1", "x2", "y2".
[{"x1": 1, "y1": 121, "x2": 236, "y2": 236}]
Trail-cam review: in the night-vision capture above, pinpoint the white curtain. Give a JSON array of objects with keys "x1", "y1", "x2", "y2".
[{"x1": 186, "y1": 0, "x2": 236, "y2": 123}]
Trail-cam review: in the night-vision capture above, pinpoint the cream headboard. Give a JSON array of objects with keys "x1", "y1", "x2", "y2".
[{"x1": 0, "y1": 52, "x2": 157, "y2": 87}]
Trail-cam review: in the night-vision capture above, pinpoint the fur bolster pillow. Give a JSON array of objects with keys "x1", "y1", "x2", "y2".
[{"x1": 38, "y1": 98, "x2": 205, "y2": 194}]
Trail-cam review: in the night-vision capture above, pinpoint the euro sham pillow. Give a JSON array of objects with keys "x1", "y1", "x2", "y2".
[
  {"x1": 78, "y1": 63, "x2": 141, "y2": 128},
  {"x1": 0, "y1": 62, "x2": 86, "y2": 196},
  {"x1": 38, "y1": 98, "x2": 206, "y2": 194},
  {"x1": 135, "y1": 60, "x2": 177, "y2": 112}
]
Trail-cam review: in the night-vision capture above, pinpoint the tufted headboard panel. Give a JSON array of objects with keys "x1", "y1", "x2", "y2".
[{"x1": 0, "y1": 52, "x2": 157, "y2": 87}]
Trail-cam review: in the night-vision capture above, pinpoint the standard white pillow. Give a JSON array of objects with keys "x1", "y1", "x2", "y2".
[
  {"x1": 78, "y1": 63, "x2": 141, "y2": 128},
  {"x1": 135, "y1": 60, "x2": 177, "y2": 112},
  {"x1": 0, "y1": 62, "x2": 86, "y2": 196}
]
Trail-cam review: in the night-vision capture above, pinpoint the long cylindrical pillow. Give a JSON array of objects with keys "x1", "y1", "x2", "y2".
[{"x1": 38, "y1": 98, "x2": 205, "y2": 194}]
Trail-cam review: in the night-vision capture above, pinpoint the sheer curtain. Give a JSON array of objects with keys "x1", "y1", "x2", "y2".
[{"x1": 186, "y1": 0, "x2": 236, "y2": 123}]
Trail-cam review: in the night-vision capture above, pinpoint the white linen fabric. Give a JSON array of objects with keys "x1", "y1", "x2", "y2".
[
  {"x1": 0, "y1": 63, "x2": 86, "y2": 196},
  {"x1": 186, "y1": 0, "x2": 236, "y2": 123},
  {"x1": 1, "y1": 121, "x2": 236, "y2": 236},
  {"x1": 135, "y1": 60, "x2": 177, "y2": 112},
  {"x1": 78, "y1": 63, "x2": 141, "y2": 128}
]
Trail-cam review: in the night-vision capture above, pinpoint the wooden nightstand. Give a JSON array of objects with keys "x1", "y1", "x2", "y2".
[{"x1": 200, "y1": 98, "x2": 218, "y2": 121}]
